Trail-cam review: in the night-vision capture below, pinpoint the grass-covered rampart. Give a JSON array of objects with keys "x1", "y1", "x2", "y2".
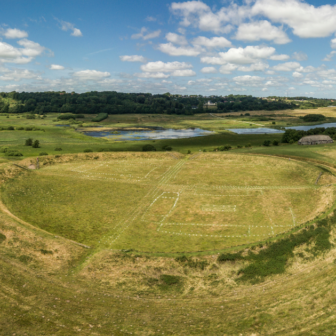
[{"x1": 218, "y1": 212, "x2": 334, "y2": 283}]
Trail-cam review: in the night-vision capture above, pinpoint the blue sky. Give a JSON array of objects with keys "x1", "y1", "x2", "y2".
[{"x1": 1, "y1": 0, "x2": 336, "y2": 97}]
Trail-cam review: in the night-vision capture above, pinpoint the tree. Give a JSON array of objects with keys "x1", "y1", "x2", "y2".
[
  {"x1": 142, "y1": 144, "x2": 156, "y2": 152},
  {"x1": 32, "y1": 140, "x2": 40, "y2": 148},
  {"x1": 25, "y1": 138, "x2": 33, "y2": 146}
]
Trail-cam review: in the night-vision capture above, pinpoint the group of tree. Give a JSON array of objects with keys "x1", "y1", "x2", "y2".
[
  {"x1": 25, "y1": 138, "x2": 40, "y2": 148},
  {"x1": 281, "y1": 127, "x2": 336, "y2": 143},
  {"x1": 0, "y1": 91, "x2": 297, "y2": 116}
]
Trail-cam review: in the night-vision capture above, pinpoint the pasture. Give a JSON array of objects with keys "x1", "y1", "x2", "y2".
[{"x1": 2, "y1": 152, "x2": 334, "y2": 253}]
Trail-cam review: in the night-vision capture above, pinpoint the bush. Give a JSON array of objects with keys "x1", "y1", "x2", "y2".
[
  {"x1": 39, "y1": 152, "x2": 48, "y2": 156},
  {"x1": 0, "y1": 147, "x2": 8, "y2": 153},
  {"x1": 84, "y1": 149, "x2": 93, "y2": 153},
  {"x1": 7, "y1": 126, "x2": 14, "y2": 130},
  {"x1": 19, "y1": 255, "x2": 33, "y2": 264},
  {"x1": 32, "y1": 140, "x2": 40, "y2": 148},
  {"x1": 218, "y1": 253, "x2": 242, "y2": 263},
  {"x1": 25, "y1": 138, "x2": 33, "y2": 146},
  {"x1": 302, "y1": 114, "x2": 326, "y2": 122},
  {"x1": 142, "y1": 144, "x2": 156, "y2": 152},
  {"x1": 237, "y1": 145, "x2": 243, "y2": 148},
  {"x1": 91, "y1": 113, "x2": 108, "y2": 122},
  {"x1": 187, "y1": 150, "x2": 191, "y2": 154},
  {"x1": 17, "y1": 127, "x2": 24, "y2": 130},
  {"x1": 263, "y1": 140, "x2": 271, "y2": 146},
  {"x1": 218, "y1": 145, "x2": 232, "y2": 151},
  {"x1": 160, "y1": 274, "x2": 181, "y2": 285},
  {"x1": 0, "y1": 233, "x2": 6, "y2": 244},
  {"x1": 6, "y1": 150, "x2": 23, "y2": 157},
  {"x1": 58, "y1": 113, "x2": 83, "y2": 120},
  {"x1": 273, "y1": 140, "x2": 279, "y2": 146},
  {"x1": 245, "y1": 143, "x2": 252, "y2": 148},
  {"x1": 162, "y1": 145, "x2": 172, "y2": 151},
  {"x1": 25, "y1": 127, "x2": 33, "y2": 131},
  {"x1": 54, "y1": 147, "x2": 62, "y2": 151}
]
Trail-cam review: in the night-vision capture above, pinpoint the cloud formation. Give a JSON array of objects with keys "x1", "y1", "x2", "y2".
[
  {"x1": 131, "y1": 27, "x2": 161, "y2": 40},
  {"x1": 57, "y1": 19, "x2": 82, "y2": 37},
  {"x1": 120, "y1": 55, "x2": 147, "y2": 62},
  {"x1": 1, "y1": 28, "x2": 28, "y2": 39}
]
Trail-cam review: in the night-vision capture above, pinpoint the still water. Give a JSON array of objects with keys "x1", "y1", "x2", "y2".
[
  {"x1": 228, "y1": 122, "x2": 336, "y2": 134},
  {"x1": 83, "y1": 128, "x2": 213, "y2": 141}
]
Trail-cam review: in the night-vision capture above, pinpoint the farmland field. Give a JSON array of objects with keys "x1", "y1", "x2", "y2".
[{"x1": 2, "y1": 152, "x2": 335, "y2": 253}]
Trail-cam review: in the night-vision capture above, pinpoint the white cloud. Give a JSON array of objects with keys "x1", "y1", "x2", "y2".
[
  {"x1": 170, "y1": 1, "x2": 247, "y2": 34},
  {"x1": 252, "y1": 0, "x2": 336, "y2": 38},
  {"x1": 137, "y1": 72, "x2": 170, "y2": 78},
  {"x1": 119, "y1": 55, "x2": 147, "y2": 62},
  {"x1": 177, "y1": 27, "x2": 186, "y2": 34},
  {"x1": 269, "y1": 54, "x2": 290, "y2": 61},
  {"x1": 323, "y1": 51, "x2": 336, "y2": 61},
  {"x1": 219, "y1": 63, "x2": 238, "y2": 74},
  {"x1": 192, "y1": 36, "x2": 232, "y2": 48},
  {"x1": 0, "y1": 68, "x2": 40, "y2": 81},
  {"x1": 73, "y1": 70, "x2": 110, "y2": 80},
  {"x1": 141, "y1": 61, "x2": 193, "y2": 73},
  {"x1": 331, "y1": 38, "x2": 336, "y2": 49},
  {"x1": 238, "y1": 62, "x2": 269, "y2": 72},
  {"x1": 50, "y1": 64, "x2": 65, "y2": 70},
  {"x1": 0, "y1": 39, "x2": 46, "y2": 64},
  {"x1": 201, "y1": 66, "x2": 217, "y2": 73},
  {"x1": 293, "y1": 71, "x2": 303, "y2": 78},
  {"x1": 71, "y1": 28, "x2": 82, "y2": 37},
  {"x1": 201, "y1": 46, "x2": 275, "y2": 65},
  {"x1": 131, "y1": 27, "x2": 161, "y2": 40},
  {"x1": 292, "y1": 52, "x2": 308, "y2": 61},
  {"x1": 165, "y1": 32, "x2": 188, "y2": 45},
  {"x1": 17, "y1": 39, "x2": 45, "y2": 57},
  {"x1": 235, "y1": 20, "x2": 291, "y2": 44},
  {"x1": 145, "y1": 16, "x2": 157, "y2": 22},
  {"x1": 157, "y1": 43, "x2": 202, "y2": 56},
  {"x1": 273, "y1": 62, "x2": 301, "y2": 71},
  {"x1": 2, "y1": 28, "x2": 28, "y2": 39},
  {"x1": 57, "y1": 19, "x2": 82, "y2": 37},
  {"x1": 171, "y1": 69, "x2": 196, "y2": 77},
  {"x1": 233, "y1": 75, "x2": 264, "y2": 85}
]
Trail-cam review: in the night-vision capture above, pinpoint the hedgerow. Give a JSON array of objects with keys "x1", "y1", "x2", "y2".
[
  {"x1": 91, "y1": 113, "x2": 108, "y2": 122},
  {"x1": 217, "y1": 212, "x2": 334, "y2": 283}
]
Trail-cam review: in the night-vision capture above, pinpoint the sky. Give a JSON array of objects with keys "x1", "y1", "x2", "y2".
[{"x1": 1, "y1": 0, "x2": 336, "y2": 97}]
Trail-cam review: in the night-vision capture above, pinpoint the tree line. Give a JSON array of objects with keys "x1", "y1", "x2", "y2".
[{"x1": 0, "y1": 91, "x2": 296, "y2": 115}]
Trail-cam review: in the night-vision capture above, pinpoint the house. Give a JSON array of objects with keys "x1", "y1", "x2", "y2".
[
  {"x1": 203, "y1": 101, "x2": 217, "y2": 107},
  {"x1": 298, "y1": 135, "x2": 333, "y2": 145}
]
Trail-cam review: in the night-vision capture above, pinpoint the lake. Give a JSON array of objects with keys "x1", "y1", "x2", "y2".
[
  {"x1": 228, "y1": 122, "x2": 336, "y2": 134},
  {"x1": 83, "y1": 128, "x2": 213, "y2": 141}
]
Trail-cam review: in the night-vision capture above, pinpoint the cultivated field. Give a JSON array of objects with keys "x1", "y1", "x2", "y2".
[{"x1": 2, "y1": 152, "x2": 335, "y2": 253}]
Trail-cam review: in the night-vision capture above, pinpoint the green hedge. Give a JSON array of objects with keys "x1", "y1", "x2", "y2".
[{"x1": 91, "y1": 113, "x2": 108, "y2": 122}]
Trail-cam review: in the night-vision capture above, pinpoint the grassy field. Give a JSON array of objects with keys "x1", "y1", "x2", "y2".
[
  {"x1": 2, "y1": 110, "x2": 336, "y2": 335},
  {"x1": 2, "y1": 153, "x2": 335, "y2": 254}
]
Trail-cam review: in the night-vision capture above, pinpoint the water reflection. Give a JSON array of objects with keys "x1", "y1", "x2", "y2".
[{"x1": 83, "y1": 128, "x2": 213, "y2": 141}]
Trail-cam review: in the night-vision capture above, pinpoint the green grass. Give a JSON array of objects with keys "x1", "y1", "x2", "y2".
[
  {"x1": 2, "y1": 111, "x2": 336, "y2": 335},
  {"x1": 2, "y1": 153, "x2": 334, "y2": 253}
]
